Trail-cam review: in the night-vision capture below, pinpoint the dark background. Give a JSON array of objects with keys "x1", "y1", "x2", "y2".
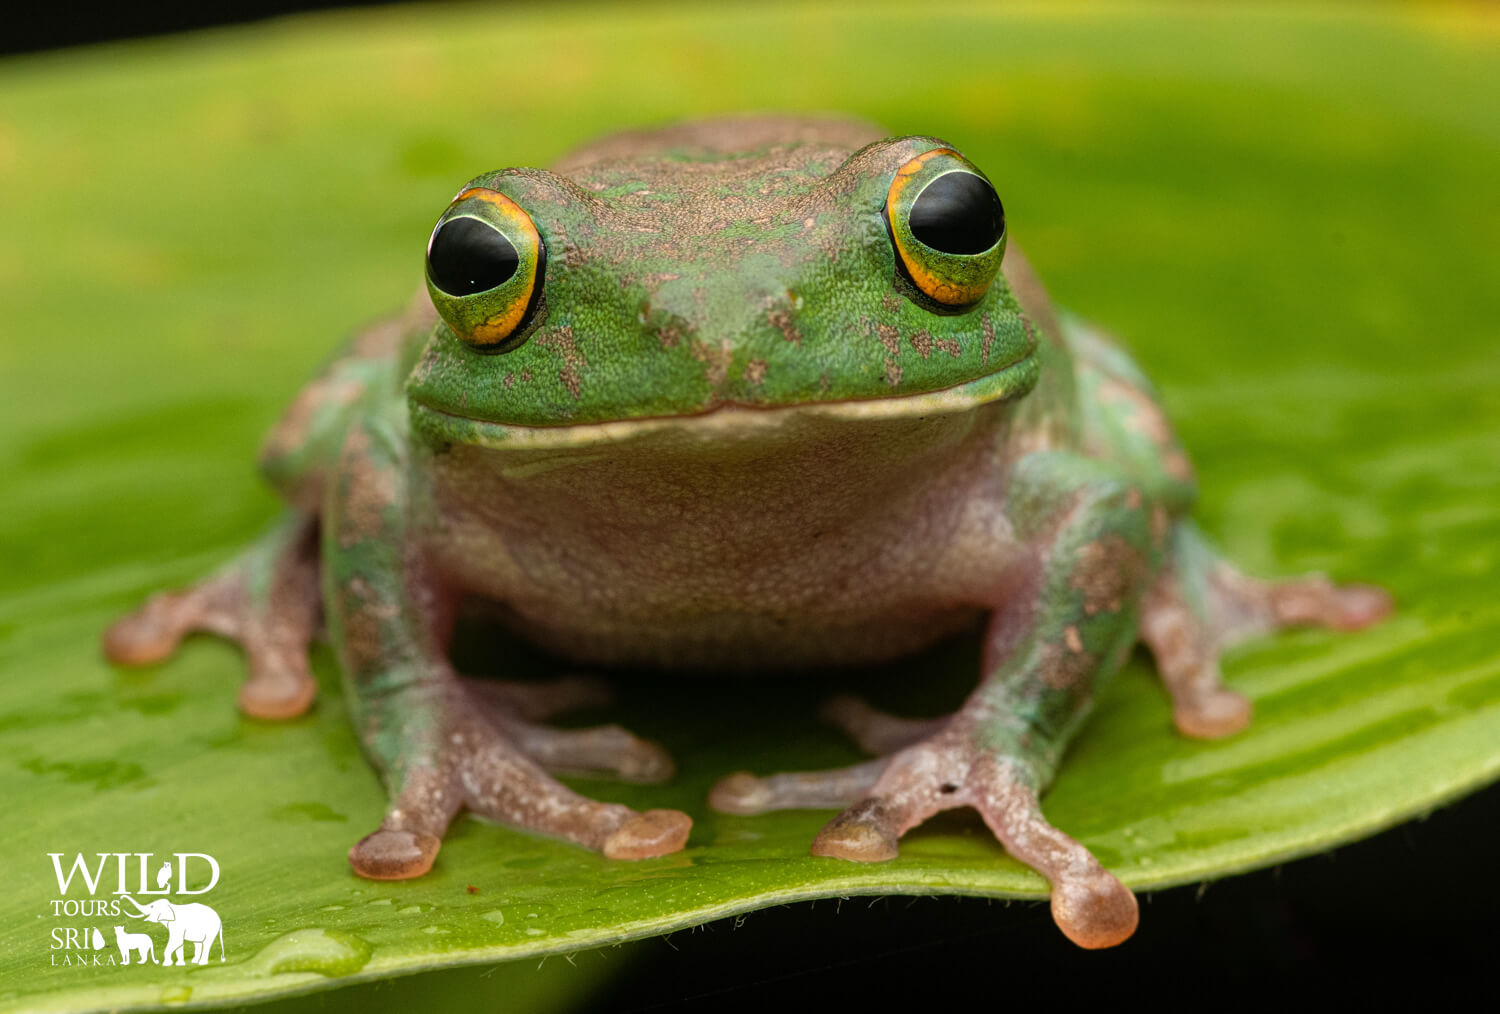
[
  {"x1": 1, "y1": 1, "x2": 374, "y2": 56},
  {"x1": 7, "y1": 3, "x2": 1494, "y2": 1007},
  {"x1": 602, "y1": 789, "x2": 1500, "y2": 1007}
]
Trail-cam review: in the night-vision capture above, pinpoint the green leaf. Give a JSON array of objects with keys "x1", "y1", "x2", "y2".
[{"x1": 2, "y1": 3, "x2": 1497, "y2": 1010}]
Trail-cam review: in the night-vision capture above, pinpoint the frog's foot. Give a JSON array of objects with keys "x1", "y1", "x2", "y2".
[
  {"x1": 1141, "y1": 537, "x2": 1393, "y2": 740},
  {"x1": 349, "y1": 681, "x2": 691, "y2": 880},
  {"x1": 710, "y1": 721, "x2": 1136, "y2": 949},
  {"x1": 102, "y1": 514, "x2": 321, "y2": 720},
  {"x1": 709, "y1": 758, "x2": 888, "y2": 815},
  {"x1": 464, "y1": 676, "x2": 676, "y2": 782}
]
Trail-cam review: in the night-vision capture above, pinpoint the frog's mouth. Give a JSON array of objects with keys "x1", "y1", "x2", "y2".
[{"x1": 409, "y1": 347, "x2": 1038, "y2": 451}]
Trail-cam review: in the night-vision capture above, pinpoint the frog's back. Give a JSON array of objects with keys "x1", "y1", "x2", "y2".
[{"x1": 551, "y1": 115, "x2": 885, "y2": 176}]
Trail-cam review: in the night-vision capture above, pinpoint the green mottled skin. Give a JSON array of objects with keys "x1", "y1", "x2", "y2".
[
  {"x1": 106, "y1": 116, "x2": 1389, "y2": 950},
  {"x1": 408, "y1": 125, "x2": 1034, "y2": 429}
]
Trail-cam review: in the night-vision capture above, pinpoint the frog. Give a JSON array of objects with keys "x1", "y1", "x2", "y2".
[{"x1": 102, "y1": 116, "x2": 1390, "y2": 949}]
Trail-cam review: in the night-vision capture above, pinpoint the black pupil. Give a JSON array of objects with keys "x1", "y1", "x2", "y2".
[
  {"x1": 908, "y1": 172, "x2": 1005, "y2": 256},
  {"x1": 427, "y1": 217, "x2": 519, "y2": 296}
]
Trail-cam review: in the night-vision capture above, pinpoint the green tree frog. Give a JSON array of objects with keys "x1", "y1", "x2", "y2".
[{"x1": 104, "y1": 117, "x2": 1389, "y2": 949}]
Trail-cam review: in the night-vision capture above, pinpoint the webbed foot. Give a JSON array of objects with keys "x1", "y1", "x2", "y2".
[
  {"x1": 710, "y1": 702, "x2": 1137, "y2": 950},
  {"x1": 1142, "y1": 522, "x2": 1393, "y2": 740},
  {"x1": 349, "y1": 677, "x2": 690, "y2": 880},
  {"x1": 102, "y1": 513, "x2": 320, "y2": 720}
]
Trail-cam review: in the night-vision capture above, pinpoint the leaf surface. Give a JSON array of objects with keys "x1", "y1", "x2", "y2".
[{"x1": 1, "y1": 3, "x2": 1497, "y2": 1010}]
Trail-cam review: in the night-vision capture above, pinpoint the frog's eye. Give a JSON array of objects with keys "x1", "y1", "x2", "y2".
[
  {"x1": 425, "y1": 188, "x2": 546, "y2": 354},
  {"x1": 884, "y1": 149, "x2": 1006, "y2": 313}
]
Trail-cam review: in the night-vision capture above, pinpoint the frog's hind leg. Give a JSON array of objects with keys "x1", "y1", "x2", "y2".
[
  {"x1": 102, "y1": 511, "x2": 321, "y2": 720},
  {"x1": 1141, "y1": 520, "x2": 1391, "y2": 739}
]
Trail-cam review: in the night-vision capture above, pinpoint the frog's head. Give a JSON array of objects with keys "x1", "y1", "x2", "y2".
[{"x1": 407, "y1": 128, "x2": 1040, "y2": 449}]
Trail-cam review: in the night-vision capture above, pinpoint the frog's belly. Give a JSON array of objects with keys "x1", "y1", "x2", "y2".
[
  {"x1": 477, "y1": 594, "x2": 989, "y2": 671},
  {"x1": 422, "y1": 403, "x2": 1018, "y2": 671},
  {"x1": 434, "y1": 514, "x2": 1010, "y2": 671}
]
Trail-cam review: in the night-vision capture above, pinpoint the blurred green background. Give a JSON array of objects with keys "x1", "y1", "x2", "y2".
[{"x1": 1, "y1": 2, "x2": 1497, "y2": 1010}]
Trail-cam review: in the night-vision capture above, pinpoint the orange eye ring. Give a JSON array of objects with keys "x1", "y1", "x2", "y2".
[
  {"x1": 426, "y1": 188, "x2": 546, "y2": 353},
  {"x1": 885, "y1": 149, "x2": 1006, "y2": 312}
]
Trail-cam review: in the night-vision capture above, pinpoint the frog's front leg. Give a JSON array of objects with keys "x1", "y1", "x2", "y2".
[
  {"x1": 711, "y1": 452, "x2": 1150, "y2": 949},
  {"x1": 103, "y1": 511, "x2": 321, "y2": 720},
  {"x1": 328, "y1": 417, "x2": 692, "y2": 879}
]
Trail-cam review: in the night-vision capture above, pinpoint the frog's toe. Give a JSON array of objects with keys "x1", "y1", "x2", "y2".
[
  {"x1": 1172, "y1": 687, "x2": 1252, "y2": 740},
  {"x1": 803, "y1": 732, "x2": 974, "y2": 865},
  {"x1": 238, "y1": 657, "x2": 319, "y2": 720},
  {"x1": 707, "y1": 772, "x2": 770, "y2": 814},
  {"x1": 465, "y1": 676, "x2": 675, "y2": 783},
  {"x1": 602, "y1": 809, "x2": 694, "y2": 859},
  {"x1": 818, "y1": 694, "x2": 950, "y2": 755},
  {"x1": 349, "y1": 828, "x2": 444, "y2": 880},
  {"x1": 1049, "y1": 867, "x2": 1139, "y2": 950},
  {"x1": 508, "y1": 722, "x2": 677, "y2": 783},
  {"x1": 1269, "y1": 578, "x2": 1393, "y2": 632},
  {"x1": 809, "y1": 799, "x2": 901, "y2": 862},
  {"x1": 708, "y1": 760, "x2": 885, "y2": 815},
  {"x1": 969, "y1": 757, "x2": 1138, "y2": 949},
  {"x1": 103, "y1": 599, "x2": 189, "y2": 667},
  {"x1": 103, "y1": 580, "x2": 238, "y2": 667},
  {"x1": 233, "y1": 610, "x2": 321, "y2": 719},
  {"x1": 348, "y1": 763, "x2": 459, "y2": 880}
]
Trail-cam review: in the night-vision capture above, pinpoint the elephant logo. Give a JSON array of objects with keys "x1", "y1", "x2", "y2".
[{"x1": 122, "y1": 897, "x2": 225, "y2": 965}]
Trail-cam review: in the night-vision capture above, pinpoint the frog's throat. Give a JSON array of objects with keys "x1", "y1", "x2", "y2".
[{"x1": 411, "y1": 350, "x2": 1038, "y2": 451}]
